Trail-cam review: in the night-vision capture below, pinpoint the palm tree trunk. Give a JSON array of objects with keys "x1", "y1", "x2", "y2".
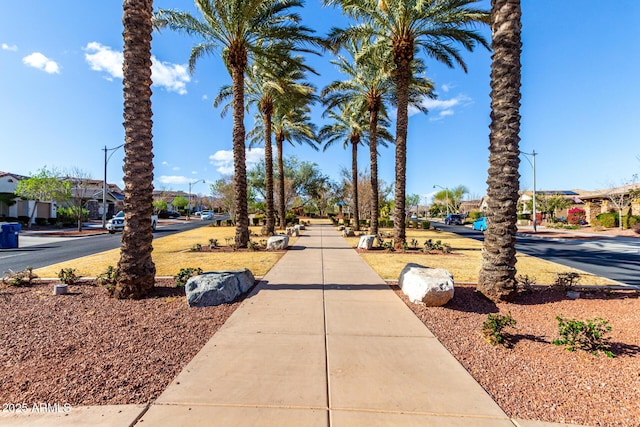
[
  {"x1": 114, "y1": 0, "x2": 156, "y2": 299},
  {"x1": 393, "y1": 64, "x2": 410, "y2": 248},
  {"x1": 231, "y1": 65, "x2": 250, "y2": 248},
  {"x1": 369, "y1": 108, "x2": 379, "y2": 236},
  {"x1": 263, "y1": 112, "x2": 275, "y2": 236},
  {"x1": 478, "y1": 0, "x2": 522, "y2": 302},
  {"x1": 351, "y1": 136, "x2": 360, "y2": 231},
  {"x1": 276, "y1": 137, "x2": 285, "y2": 229}
]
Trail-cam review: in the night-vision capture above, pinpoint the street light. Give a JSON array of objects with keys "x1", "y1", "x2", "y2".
[
  {"x1": 520, "y1": 150, "x2": 538, "y2": 232},
  {"x1": 187, "y1": 179, "x2": 205, "y2": 220},
  {"x1": 433, "y1": 185, "x2": 450, "y2": 217},
  {"x1": 102, "y1": 144, "x2": 124, "y2": 228}
]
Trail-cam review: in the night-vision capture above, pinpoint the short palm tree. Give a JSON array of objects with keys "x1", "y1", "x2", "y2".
[
  {"x1": 113, "y1": 0, "x2": 156, "y2": 299},
  {"x1": 326, "y1": 0, "x2": 489, "y2": 247},
  {"x1": 478, "y1": 0, "x2": 522, "y2": 302},
  {"x1": 154, "y1": 0, "x2": 317, "y2": 247}
]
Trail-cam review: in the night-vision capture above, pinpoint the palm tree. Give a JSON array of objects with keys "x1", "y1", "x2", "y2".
[
  {"x1": 154, "y1": 0, "x2": 317, "y2": 247},
  {"x1": 113, "y1": 0, "x2": 156, "y2": 299},
  {"x1": 320, "y1": 105, "x2": 366, "y2": 231},
  {"x1": 271, "y1": 102, "x2": 318, "y2": 228},
  {"x1": 478, "y1": 0, "x2": 522, "y2": 302},
  {"x1": 326, "y1": 0, "x2": 489, "y2": 247},
  {"x1": 221, "y1": 55, "x2": 316, "y2": 236}
]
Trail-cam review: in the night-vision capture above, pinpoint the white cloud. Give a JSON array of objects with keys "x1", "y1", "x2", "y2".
[
  {"x1": 84, "y1": 42, "x2": 190, "y2": 94},
  {"x1": 161, "y1": 161, "x2": 169, "y2": 166},
  {"x1": 172, "y1": 166, "x2": 180, "y2": 171},
  {"x1": 209, "y1": 148, "x2": 265, "y2": 175},
  {"x1": 2, "y1": 43, "x2": 18, "y2": 51},
  {"x1": 202, "y1": 94, "x2": 208, "y2": 100},
  {"x1": 408, "y1": 94, "x2": 473, "y2": 120},
  {"x1": 192, "y1": 171, "x2": 198, "y2": 175},
  {"x1": 84, "y1": 42, "x2": 122, "y2": 80},
  {"x1": 22, "y1": 52, "x2": 60, "y2": 74},
  {"x1": 158, "y1": 175, "x2": 190, "y2": 185}
]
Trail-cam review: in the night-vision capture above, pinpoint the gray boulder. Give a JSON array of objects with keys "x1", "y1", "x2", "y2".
[
  {"x1": 399, "y1": 263, "x2": 454, "y2": 306},
  {"x1": 286, "y1": 226, "x2": 299, "y2": 237},
  {"x1": 267, "y1": 235, "x2": 289, "y2": 250},
  {"x1": 186, "y1": 269, "x2": 255, "y2": 307},
  {"x1": 357, "y1": 235, "x2": 376, "y2": 250},
  {"x1": 296, "y1": 223, "x2": 306, "y2": 230},
  {"x1": 342, "y1": 229, "x2": 355, "y2": 237}
]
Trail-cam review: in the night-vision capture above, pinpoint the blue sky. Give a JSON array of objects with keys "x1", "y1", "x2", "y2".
[{"x1": 1, "y1": 1, "x2": 639, "y2": 205}]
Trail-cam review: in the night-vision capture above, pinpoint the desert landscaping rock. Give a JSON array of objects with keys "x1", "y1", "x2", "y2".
[
  {"x1": 286, "y1": 226, "x2": 299, "y2": 237},
  {"x1": 342, "y1": 229, "x2": 355, "y2": 237},
  {"x1": 399, "y1": 263, "x2": 454, "y2": 306},
  {"x1": 267, "y1": 235, "x2": 289, "y2": 250},
  {"x1": 186, "y1": 269, "x2": 255, "y2": 307},
  {"x1": 357, "y1": 235, "x2": 376, "y2": 250}
]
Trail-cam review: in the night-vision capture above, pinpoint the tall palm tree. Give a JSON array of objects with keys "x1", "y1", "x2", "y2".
[
  {"x1": 154, "y1": 0, "x2": 317, "y2": 247},
  {"x1": 478, "y1": 0, "x2": 522, "y2": 302},
  {"x1": 271, "y1": 101, "x2": 318, "y2": 228},
  {"x1": 320, "y1": 105, "x2": 366, "y2": 231},
  {"x1": 226, "y1": 55, "x2": 316, "y2": 236},
  {"x1": 113, "y1": 0, "x2": 156, "y2": 299},
  {"x1": 326, "y1": 0, "x2": 489, "y2": 247}
]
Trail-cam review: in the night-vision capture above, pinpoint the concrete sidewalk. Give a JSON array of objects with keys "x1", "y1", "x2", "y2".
[
  {"x1": 1, "y1": 222, "x2": 588, "y2": 426},
  {"x1": 137, "y1": 223, "x2": 580, "y2": 427}
]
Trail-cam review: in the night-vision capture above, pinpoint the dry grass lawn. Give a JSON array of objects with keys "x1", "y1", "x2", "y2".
[
  {"x1": 35, "y1": 225, "x2": 291, "y2": 279},
  {"x1": 344, "y1": 227, "x2": 619, "y2": 286}
]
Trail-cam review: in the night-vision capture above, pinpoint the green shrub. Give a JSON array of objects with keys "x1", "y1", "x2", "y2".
[
  {"x1": 421, "y1": 220, "x2": 430, "y2": 229},
  {"x1": 469, "y1": 211, "x2": 483, "y2": 220},
  {"x1": 411, "y1": 220, "x2": 418, "y2": 229},
  {"x1": 552, "y1": 316, "x2": 614, "y2": 357},
  {"x1": 57, "y1": 268, "x2": 80, "y2": 285},
  {"x1": 482, "y1": 312, "x2": 517, "y2": 346},
  {"x1": 96, "y1": 265, "x2": 117, "y2": 290},
  {"x1": 517, "y1": 213, "x2": 531, "y2": 221},
  {"x1": 2, "y1": 267, "x2": 37, "y2": 287},
  {"x1": 596, "y1": 212, "x2": 618, "y2": 228},
  {"x1": 553, "y1": 272, "x2": 580, "y2": 290},
  {"x1": 175, "y1": 267, "x2": 203, "y2": 287}
]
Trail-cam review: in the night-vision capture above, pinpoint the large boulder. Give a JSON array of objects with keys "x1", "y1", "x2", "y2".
[
  {"x1": 186, "y1": 269, "x2": 255, "y2": 307},
  {"x1": 267, "y1": 235, "x2": 289, "y2": 250},
  {"x1": 295, "y1": 223, "x2": 305, "y2": 230},
  {"x1": 286, "y1": 226, "x2": 299, "y2": 237},
  {"x1": 399, "y1": 263, "x2": 454, "y2": 306},
  {"x1": 357, "y1": 235, "x2": 376, "y2": 250},
  {"x1": 342, "y1": 229, "x2": 355, "y2": 237}
]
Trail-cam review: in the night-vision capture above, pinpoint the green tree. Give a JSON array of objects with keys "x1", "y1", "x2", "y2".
[
  {"x1": 153, "y1": 199, "x2": 168, "y2": 214},
  {"x1": 211, "y1": 177, "x2": 237, "y2": 221},
  {"x1": 14, "y1": 167, "x2": 71, "y2": 228},
  {"x1": 326, "y1": 0, "x2": 489, "y2": 247},
  {"x1": 406, "y1": 193, "x2": 420, "y2": 216},
  {"x1": 154, "y1": 0, "x2": 318, "y2": 246},
  {"x1": 478, "y1": 0, "x2": 522, "y2": 302},
  {"x1": 172, "y1": 195, "x2": 189, "y2": 212},
  {"x1": 432, "y1": 185, "x2": 469, "y2": 214},
  {"x1": 113, "y1": 0, "x2": 156, "y2": 299},
  {"x1": 64, "y1": 167, "x2": 93, "y2": 232}
]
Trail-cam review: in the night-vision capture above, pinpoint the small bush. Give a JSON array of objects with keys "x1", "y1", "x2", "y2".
[
  {"x1": 96, "y1": 265, "x2": 117, "y2": 290},
  {"x1": 189, "y1": 243, "x2": 202, "y2": 252},
  {"x1": 482, "y1": 312, "x2": 517, "y2": 346},
  {"x1": 596, "y1": 212, "x2": 618, "y2": 228},
  {"x1": 175, "y1": 267, "x2": 203, "y2": 287},
  {"x1": 2, "y1": 267, "x2": 37, "y2": 287},
  {"x1": 469, "y1": 211, "x2": 483, "y2": 221},
  {"x1": 567, "y1": 207, "x2": 586, "y2": 225},
  {"x1": 411, "y1": 220, "x2": 418, "y2": 229},
  {"x1": 57, "y1": 268, "x2": 80, "y2": 285},
  {"x1": 421, "y1": 220, "x2": 430, "y2": 229},
  {"x1": 553, "y1": 272, "x2": 580, "y2": 290},
  {"x1": 552, "y1": 316, "x2": 614, "y2": 357}
]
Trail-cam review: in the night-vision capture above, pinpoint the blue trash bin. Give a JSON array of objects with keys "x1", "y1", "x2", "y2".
[{"x1": 0, "y1": 222, "x2": 21, "y2": 249}]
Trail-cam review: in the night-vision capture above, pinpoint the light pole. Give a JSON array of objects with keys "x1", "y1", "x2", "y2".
[
  {"x1": 102, "y1": 144, "x2": 124, "y2": 228},
  {"x1": 433, "y1": 185, "x2": 450, "y2": 217},
  {"x1": 520, "y1": 150, "x2": 538, "y2": 232},
  {"x1": 187, "y1": 179, "x2": 205, "y2": 220}
]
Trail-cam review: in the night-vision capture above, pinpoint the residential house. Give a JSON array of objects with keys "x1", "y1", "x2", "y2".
[
  {"x1": 518, "y1": 190, "x2": 584, "y2": 223},
  {"x1": 577, "y1": 183, "x2": 640, "y2": 222},
  {"x1": 0, "y1": 171, "x2": 56, "y2": 222},
  {"x1": 61, "y1": 177, "x2": 124, "y2": 220}
]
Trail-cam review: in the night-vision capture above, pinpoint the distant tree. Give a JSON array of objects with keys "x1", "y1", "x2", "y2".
[
  {"x1": 211, "y1": 177, "x2": 237, "y2": 221},
  {"x1": 605, "y1": 178, "x2": 640, "y2": 229},
  {"x1": 432, "y1": 185, "x2": 469, "y2": 214},
  {"x1": 153, "y1": 200, "x2": 167, "y2": 214},
  {"x1": 64, "y1": 167, "x2": 93, "y2": 232},
  {"x1": 172, "y1": 195, "x2": 188, "y2": 212},
  {"x1": 405, "y1": 193, "x2": 420, "y2": 216},
  {"x1": 14, "y1": 167, "x2": 71, "y2": 228}
]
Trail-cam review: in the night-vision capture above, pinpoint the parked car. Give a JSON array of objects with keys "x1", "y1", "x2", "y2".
[
  {"x1": 200, "y1": 211, "x2": 214, "y2": 220},
  {"x1": 444, "y1": 214, "x2": 463, "y2": 225},
  {"x1": 472, "y1": 217, "x2": 488, "y2": 231},
  {"x1": 107, "y1": 211, "x2": 158, "y2": 233},
  {"x1": 158, "y1": 210, "x2": 181, "y2": 219}
]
